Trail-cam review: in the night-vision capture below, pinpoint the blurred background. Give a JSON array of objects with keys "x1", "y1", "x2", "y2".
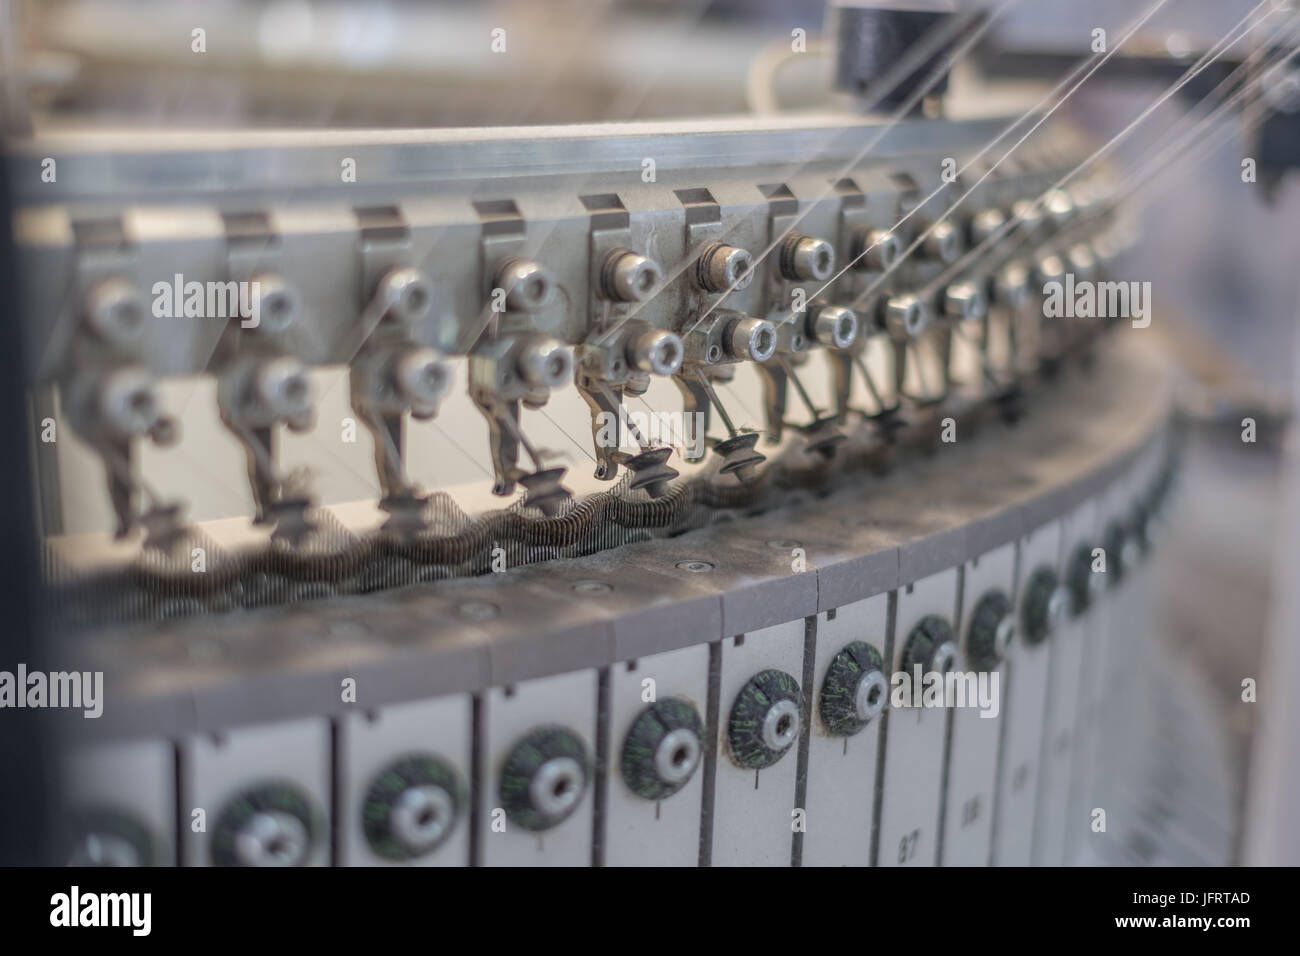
[{"x1": 3, "y1": 0, "x2": 1298, "y2": 865}]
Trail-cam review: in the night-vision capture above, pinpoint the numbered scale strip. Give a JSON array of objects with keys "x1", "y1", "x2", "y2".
[{"x1": 51, "y1": 340, "x2": 1212, "y2": 866}]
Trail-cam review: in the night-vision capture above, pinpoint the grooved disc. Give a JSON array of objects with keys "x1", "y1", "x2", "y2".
[
  {"x1": 819, "y1": 640, "x2": 886, "y2": 736},
  {"x1": 1021, "y1": 566, "x2": 1060, "y2": 645},
  {"x1": 498, "y1": 725, "x2": 590, "y2": 832},
  {"x1": 620, "y1": 697, "x2": 705, "y2": 800},
  {"x1": 727, "y1": 669, "x2": 802, "y2": 769},
  {"x1": 362, "y1": 753, "x2": 462, "y2": 861},
  {"x1": 902, "y1": 614, "x2": 956, "y2": 673},
  {"x1": 64, "y1": 807, "x2": 156, "y2": 867},
  {"x1": 210, "y1": 780, "x2": 319, "y2": 867},
  {"x1": 1066, "y1": 542, "x2": 1095, "y2": 616},
  {"x1": 967, "y1": 590, "x2": 1012, "y2": 669}
]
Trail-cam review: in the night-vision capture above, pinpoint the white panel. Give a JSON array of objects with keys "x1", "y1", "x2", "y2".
[
  {"x1": 337, "y1": 694, "x2": 472, "y2": 866},
  {"x1": 942, "y1": 544, "x2": 1015, "y2": 865},
  {"x1": 181, "y1": 718, "x2": 331, "y2": 867},
  {"x1": 1066, "y1": 476, "x2": 1134, "y2": 863},
  {"x1": 879, "y1": 569, "x2": 958, "y2": 867},
  {"x1": 711, "y1": 620, "x2": 805, "y2": 867},
  {"x1": 804, "y1": 593, "x2": 888, "y2": 866},
  {"x1": 992, "y1": 521, "x2": 1061, "y2": 865},
  {"x1": 479, "y1": 669, "x2": 597, "y2": 866},
  {"x1": 1034, "y1": 501, "x2": 1097, "y2": 865},
  {"x1": 605, "y1": 644, "x2": 709, "y2": 866},
  {"x1": 62, "y1": 739, "x2": 175, "y2": 866}
]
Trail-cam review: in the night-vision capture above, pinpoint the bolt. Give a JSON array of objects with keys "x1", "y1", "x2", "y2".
[
  {"x1": 727, "y1": 316, "x2": 777, "y2": 362},
  {"x1": 1011, "y1": 198, "x2": 1045, "y2": 236},
  {"x1": 1067, "y1": 244, "x2": 1097, "y2": 281},
  {"x1": 854, "y1": 668, "x2": 889, "y2": 722},
  {"x1": 924, "y1": 220, "x2": 962, "y2": 264},
  {"x1": 377, "y1": 266, "x2": 434, "y2": 325},
  {"x1": 1036, "y1": 254, "x2": 1066, "y2": 284},
  {"x1": 85, "y1": 277, "x2": 146, "y2": 345},
  {"x1": 253, "y1": 356, "x2": 313, "y2": 420},
  {"x1": 393, "y1": 346, "x2": 450, "y2": 408},
  {"x1": 1043, "y1": 189, "x2": 1075, "y2": 227},
  {"x1": 884, "y1": 294, "x2": 932, "y2": 339},
  {"x1": 857, "y1": 229, "x2": 901, "y2": 271},
  {"x1": 654, "y1": 727, "x2": 702, "y2": 786},
  {"x1": 761, "y1": 698, "x2": 801, "y2": 750},
  {"x1": 676, "y1": 560, "x2": 712, "y2": 573},
  {"x1": 97, "y1": 366, "x2": 161, "y2": 439},
  {"x1": 780, "y1": 234, "x2": 835, "y2": 282},
  {"x1": 810, "y1": 304, "x2": 858, "y2": 349},
  {"x1": 252, "y1": 273, "x2": 300, "y2": 333},
  {"x1": 996, "y1": 262, "x2": 1031, "y2": 310},
  {"x1": 627, "y1": 327, "x2": 683, "y2": 376},
  {"x1": 971, "y1": 208, "x2": 1007, "y2": 245},
  {"x1": 516, "y1": 339, "x2": 572, "y2": 389},
  {"x1": 496, "y1": 258, "x2": 556, "y2": 312},
  {"x1": 233, "y1": 810, "x2": 309, "y2": 867},
  {"x1": 603, "y1": 250, "x2": 663, "y2": 302},
  {"x1": 943, "y1": 281, "x2": 987, "y2": 322},
  {"x1": 697, "y1": 243, "x2": 754, "y2": 293}
]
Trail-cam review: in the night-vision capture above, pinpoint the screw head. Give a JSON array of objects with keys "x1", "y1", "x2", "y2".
[
  {"x1": 516, "y1": 339, "x2": 572, "y2": 389},
  {"x1": 251, "y1": 273, "x2": 300, "y2": 333},
  {"x1": 1011, "y1": 198, "x2": 1045, "y2": 236},
  {"x1": 496, "y1": 259, "x2": 557, "y2": 312},
  {"x1": 97, "y1": 366, "x2": 161, "y2": 439},
  {"x1": 606, "y1": 250, "x2": 663, "y2": 302},
  {"x1": 1043, "y1": 189, "x2": 1075, "y2": 226},
  {"x1": 971, "y1": 208, "x2": 1007, "y2": 245},
  {"x1": 944, "y1": 281, "x2": 987, "y2": 322},
  {"x1": 730, "y1": 316, "x2": 777, "y2": 362},
  {"x1": 885, "y1": 294, "x2": 932, "y2": 339},
  {"x1": 377, "y1": 266, "x2": 434, "y2": 325},
  {"x1": 393, "y1": 346, "x2": 450, "y2": 409},
  {"x1": 85, "y1": 278, "x2": 146, "y2": 345},
  {"x1": 698, "y1": 243, "x2": 754, "y2": 293},
  {"x1": 783, "y1": 234, "x2": 836, "y2": 281},
  {"x1": 925, "y1": 220, "x2": 962, "y2": 264},
  {"x1": 860, "y1": 229, "x2": 902, "y2": 271},
  {"x1": 676, "y1": 560, "x2": 713, "y2": 573},
  {"x1": 811, "y1": 304, "x2": 859, "y2": 349},
  {"x1": 629, "y1": 327, "x2": 683, "y2": 376},
  {"x1": 253, "y1": 356, "x2": 313, "y2": 421}
]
